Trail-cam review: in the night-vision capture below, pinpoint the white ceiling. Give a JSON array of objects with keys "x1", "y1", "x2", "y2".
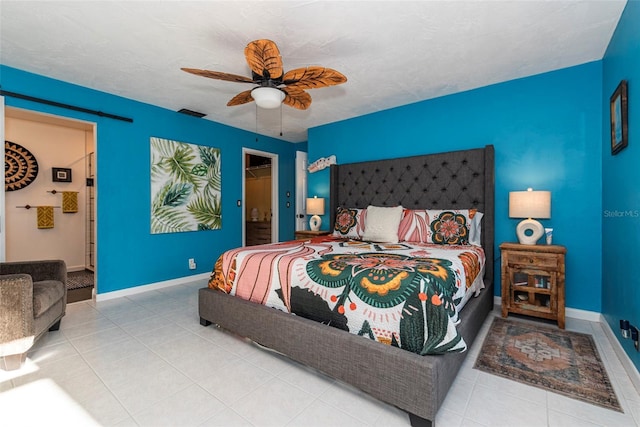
[{"x1": 0, "y1": 1, "x2": 627, "y2": 143}]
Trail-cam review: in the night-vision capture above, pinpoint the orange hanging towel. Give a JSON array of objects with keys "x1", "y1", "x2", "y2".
[
  {"x1": 62, "y1": 191, "x2": 78, "y2": 213},
  {"x1": 37, "y1": 206, "x2": 54, "y2": 229}
]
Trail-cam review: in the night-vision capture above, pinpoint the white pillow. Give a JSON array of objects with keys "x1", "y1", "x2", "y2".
[
  {"x1": 469, "y1": 211, "x2": 484, "y2": 246},
  {"x1": 362, "y1": 205, "x2": 404, "y2": 243}
]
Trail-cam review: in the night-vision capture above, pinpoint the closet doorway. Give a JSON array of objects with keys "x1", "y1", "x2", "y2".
[
  {"x1": 3, "y1": 107, "x2": 97, "y2": 301},
  {"x1": 243, "y1": 148, "x2": 278, "y2": 246}
]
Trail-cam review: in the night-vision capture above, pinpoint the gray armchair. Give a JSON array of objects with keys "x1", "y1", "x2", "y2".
[{"x1": 0, "y1": 260, "x2": 67, "y2": 370}]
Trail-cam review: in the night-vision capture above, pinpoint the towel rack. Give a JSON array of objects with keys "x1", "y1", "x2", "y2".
[
  {"x1": 16, "y1": 205, "x2": 62, "y2": 210},
  {"x1": 47, "y1": 190, "x2": 77, "y2": 194}
]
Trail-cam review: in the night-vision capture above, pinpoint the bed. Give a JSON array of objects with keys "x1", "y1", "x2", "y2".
[{"x1": 199, "y1": 145, "x2": 494, "y2": 426}]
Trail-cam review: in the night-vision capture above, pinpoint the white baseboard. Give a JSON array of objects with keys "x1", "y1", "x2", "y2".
[
  {"x1": 565, "y1": 307, "x2": 602, "y2": 322},
  {"x1": 494, "y1": 296, "x2": 640, "y2": 395},
  {"x1": 95, "y1": 272, "x2": 210, "y2": 302},
  {"x1": 67, "y1": 265, "x2": 88, "y2": 272},
  {"x1": 601, "y1": 315, "x2": 640, "y2": 396}
]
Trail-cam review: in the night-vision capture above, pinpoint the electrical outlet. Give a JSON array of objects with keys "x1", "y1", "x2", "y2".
[
  {"x1": 188, "y1": 258, "x2": 196, "y2": 270},
  {"x1": 620, "y1": 319, "x2": 639, "y2": 351}
]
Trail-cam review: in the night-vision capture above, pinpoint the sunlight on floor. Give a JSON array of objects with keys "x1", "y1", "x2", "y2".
[
  {"x1": 0, "y1": 359, "x2": 39, "y2": 382},
  {"x1": 2, "y1": 282, "x2": 638, "y2": 426},
  {"x1": 0, "y1": 378, "x2": 100, "y2": 426}
]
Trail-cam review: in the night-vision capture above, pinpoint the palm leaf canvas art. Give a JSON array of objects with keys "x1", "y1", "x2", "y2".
[{"x1": 151, "y1": 137, "x2": 222, "y2": 234}]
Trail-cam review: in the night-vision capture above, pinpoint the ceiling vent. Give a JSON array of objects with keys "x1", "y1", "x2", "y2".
[{"x1": 177, "y1": 108, "x2": 206, "y2": 118}]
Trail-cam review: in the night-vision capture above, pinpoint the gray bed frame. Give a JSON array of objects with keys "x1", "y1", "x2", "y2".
[{"x1": 199, "y1": 145, "x2": 494, "y2": 426}]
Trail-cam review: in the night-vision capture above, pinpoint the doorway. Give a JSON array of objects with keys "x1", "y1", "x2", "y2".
[
  {"x1": 295, "y1": 151, "x2": 308, "y2": 231},
  {"x1": 243, "y1": 148, "x2": 278, "y2": 246},
  {"x1": 3, "y1": 107, "x2": 97, "y2": 300}
]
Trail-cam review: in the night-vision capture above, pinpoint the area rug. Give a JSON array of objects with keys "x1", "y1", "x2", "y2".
[
  {"x1": 474, "y1": 317, "x2": 622, "y2": 412},
  {"x1": 67, "y1": 270, "x2": 94, "y2": 290},
  {"x1": 67, "y1": 270, "x2": 94, "y2": 303}
]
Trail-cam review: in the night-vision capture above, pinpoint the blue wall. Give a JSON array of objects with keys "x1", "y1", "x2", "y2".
[
  {"x1": 308, "y1": 62, "x2": 603, "y2": 312},
  {"x1": 602, "y1": 1, "x2": 640, "y2": 371},
  {"x1": 1, "y1": 65, "x2": 304, "y2": 294}
]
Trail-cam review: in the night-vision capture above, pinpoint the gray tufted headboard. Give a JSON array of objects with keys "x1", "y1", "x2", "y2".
[{"x1": 329, "y1": 145, "x2": 495, "y2": 285}]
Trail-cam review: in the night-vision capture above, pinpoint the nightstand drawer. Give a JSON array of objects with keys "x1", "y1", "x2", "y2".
[
  {"x1": 246, "y1": 221, "x2": 272, "y2": 246},
  {"x1": 507, "y1": 252, "x2": 559, "y2": 269}
]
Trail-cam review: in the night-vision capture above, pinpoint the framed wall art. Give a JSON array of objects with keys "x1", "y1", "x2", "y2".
[
  {"x1": 150, "y1": 137, "x2": 222, "y2": 234},
  {"x1": 52, "y1": 167, "x2": 72, "y2": 182},
  {"x1": 5, "y1": 140, "x2": 39, "y2": 191},
  {"x1": 610, "y1": 80, "x2": 628, "y2": 155}
]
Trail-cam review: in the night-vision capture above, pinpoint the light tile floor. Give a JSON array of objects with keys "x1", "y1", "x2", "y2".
[{"x1": 1, "y1": 278, "x2": 639, "y2": 426}]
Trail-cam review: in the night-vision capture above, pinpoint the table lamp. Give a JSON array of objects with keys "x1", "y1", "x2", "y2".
[
  {"x1": 509, "y1": 188, "x2": 551, "y2": 245},
  {"x1": 306, "y1": 196, "x2": 325, "y2": 231}
]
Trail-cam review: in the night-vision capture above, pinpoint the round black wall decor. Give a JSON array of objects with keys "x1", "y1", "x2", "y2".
[{"x1": 5, "y1": 140, "x2": 39, "y2": 191}]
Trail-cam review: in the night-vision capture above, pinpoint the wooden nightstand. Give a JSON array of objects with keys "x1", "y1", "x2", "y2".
[
  {"x1": 246, "y1": 221, "x2": 271, "y2": 246},
  {"x1": 500, "y1": 242, "x2": 566, "y2": 329},
  {"x1": 294, "y1": 230, "x2": 331, "y2": 240}
]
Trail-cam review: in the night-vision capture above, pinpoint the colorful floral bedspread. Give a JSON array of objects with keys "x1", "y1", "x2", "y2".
[{"x1": 208, "y1": 236, "x2": 485, "y2": 355}]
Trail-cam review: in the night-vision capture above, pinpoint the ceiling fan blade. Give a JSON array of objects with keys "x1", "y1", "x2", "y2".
[
  {"x1": 181, "y1": 68, "x2": 254, "y2": 83},
  {"x1": 283, "y1": 66, "x2": 347, "y2": 90},
  {"x1": 227, "y1": 90, "x2": 255, "y2": 107},
  {"x1": 282, "y1": 87, "x2": 312, "y2": 110},
  {"x1": 244, "y1": 39, "x2": 284, "y2": 81}
]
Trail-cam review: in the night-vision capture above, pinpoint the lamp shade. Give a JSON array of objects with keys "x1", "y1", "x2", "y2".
[
  {"x1": 251, "y1": 87, "x2": 285, "y2": 109},
  {"x1": 509, "y1": 189, "x2": 551, "y2": 219},
  {"x1": 306, "y1": 197, "x2": 325, "y2": 215},
  {"x1": 306, "y1": 196, "x2": 325, "y2": 231},
  {"x1": 509, "y1": 188, "x2": 551, "y2": 245}
]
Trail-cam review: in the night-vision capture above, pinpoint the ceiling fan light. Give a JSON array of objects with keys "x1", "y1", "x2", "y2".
[{"x1": 252, "y1": 87, "x2": 284, "y2": 109}]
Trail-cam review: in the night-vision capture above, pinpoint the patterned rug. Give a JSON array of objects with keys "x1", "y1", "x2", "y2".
[
  {"x1": 67, "y1": 270, "x2": 94, "y2": 290},
  {"x1": 474, "y1": 317, "x2": 622, "y2": 412}
]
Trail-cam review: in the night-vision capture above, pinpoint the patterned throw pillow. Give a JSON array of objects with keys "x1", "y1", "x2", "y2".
[
  {"x1": 332, "y1": 207, "x2": 367, "y2": 239},
  {"x1": 397, "y1": 210, "x2": 430, "y2": 243},
  {"x1": 398, "y1": 209, "x2": 483, "y2": 246},
  {"x1": 430, "y1": 211, "x2": 470, "y2": 245}
]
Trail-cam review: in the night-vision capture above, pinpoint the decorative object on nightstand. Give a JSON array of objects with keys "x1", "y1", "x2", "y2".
[
  {"x1": 306, "y1": 196, "x2": 325, "y2": 231},
  {"x1": 250, "y1": 207, "x2": 259, "y2": 222},
  {"x1": 500, "y1": 242, "x2": 566, "y2": 328},
  {"x1": 294, "y1": 230, "x2": 331, "y2": 240},
  {"x1": 509, "y1": 188, "x2": 551, "y2": 245}
]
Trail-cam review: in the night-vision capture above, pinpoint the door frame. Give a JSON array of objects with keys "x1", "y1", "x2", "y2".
[
  {"x1": 0, "y1": 96, "x2": 5, "y2": 261},
  {"x1": 242, "y1": 147, "x2": 278, "y2": 245},
  {"x1": 2, "y1": 105, "x2": 98, "y2": 292},
  {"x1": 295, "y1": 151, "x2": 308, "y2": 231}
]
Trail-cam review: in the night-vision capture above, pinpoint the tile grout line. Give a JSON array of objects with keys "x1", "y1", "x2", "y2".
[{"x1": 64, "y1": 318, "x2": 138, "y2": 426}]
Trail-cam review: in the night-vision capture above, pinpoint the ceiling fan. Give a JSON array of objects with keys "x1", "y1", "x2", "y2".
[{"x1": 181, "y1": 39, "x2": 347, "y2": 110}]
